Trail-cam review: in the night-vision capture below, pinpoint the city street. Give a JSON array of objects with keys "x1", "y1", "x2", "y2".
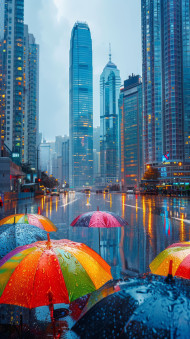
[{"x1": 1, "y1": 192, "x2": 189, "y2": 279}]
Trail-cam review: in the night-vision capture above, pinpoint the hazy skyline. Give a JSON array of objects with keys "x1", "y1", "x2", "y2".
[{"x1": 25, "y1": 0, "x2": 141, "y2": 140}]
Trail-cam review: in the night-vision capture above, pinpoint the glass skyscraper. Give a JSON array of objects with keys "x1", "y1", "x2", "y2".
[
  {"x1": 119, "y1": 75, "x2": 143, "y2": 189},
  {"x1": 69, "y1": 22, "x2": 93, "y2": 188},
  {"x1": 100, "y1": 52, "x2": 121, "y2": 184},
  {"x1": 0, "y1": 1, "x2": 39, "y2": 168},
  {"x1": 0, "y1": 0, "x2": 24, "y2": 163},
  {"x1": 142, "y1": 0, "x2": 190, "y2": 166},
  {"x1": 23, "y1": 25, "x2": 39, "y2": 169}
]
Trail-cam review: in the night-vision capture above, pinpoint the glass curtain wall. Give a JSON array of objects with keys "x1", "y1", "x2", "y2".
[{"x1": 69, "y1": 22, "x2": 93, "y2": 188}]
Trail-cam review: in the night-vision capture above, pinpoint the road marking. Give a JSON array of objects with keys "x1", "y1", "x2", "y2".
[
  {"x1": 124, "y1": 204, "x2": 143, "y2": 210},
  {"x1": 172, "y1": 217, "x2": 190, "y2": 224},
  {"x1": 60, "y1": 199, "x2": 78, "y2": 207}
]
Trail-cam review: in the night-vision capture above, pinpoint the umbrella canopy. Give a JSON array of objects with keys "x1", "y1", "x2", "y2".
[
  {"x1": 0, "y1": 238, "x2": 112, "y2": 309},
  {"x1": 0, "y1": 223, "x2": 49, "y2": 259},
  {"x1": 0, "y1": 214, "x2": 57, "y2": 232},
  {"x1": 72, "y1": 275, "x2": 190, "y2": 338},
  {"x1": 71, "y1": 211, "x2": 128, "y2": 228},
  {"x1": 150, "y1": 241, "x2": 190, "y2": 279}
]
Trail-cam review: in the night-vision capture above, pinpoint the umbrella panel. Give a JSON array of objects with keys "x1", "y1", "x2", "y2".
[
  {"x1": 72, "y1": 275, "x2": 190, "y2": 339},
  {"x1": 0, "y1": 224, "x2": 48, "y2": 259},
  {"x1": 71, "y1": 211, "x2": 128, "y2": 228},
  {"x1": 0, "y1": 214, "x2": 57, "y2": 232},
  {"x1": 0, "y1": 239, "x2": 113, "y2": 308}
]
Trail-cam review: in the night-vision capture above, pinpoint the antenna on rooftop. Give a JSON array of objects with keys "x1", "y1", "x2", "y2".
[{"x1": 109, "y1": 43, "x2": 111, "y2": 62}]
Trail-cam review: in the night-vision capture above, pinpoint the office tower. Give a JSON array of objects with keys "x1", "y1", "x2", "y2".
[
  {"x1": 1, "y1": 0, "x2": 25, "y2": 163},
  {"x1": 23, "y1": 25, "x2": 39, "y2": 169},
  {"x1": 93, "y1": 126, "x2": 100, "y2": 180},
  {"x1": 69, "y1": 22, "x2": 93, "y2": 188},
  {"x1": 142, "y1": 0, "x2": 190, "y2": 167},
  {"x1": 0, "y1": 0, "x2": 5, "y2": 155},
  {"x1": 62, "y1": 138, "x2": 69, "y2": 186},
  {"x1": 100, "y1": 50, "x2": 121, "y2": 185},
  {"x1": 119, "y1": 75, "x2": 143, "y2": 189}
]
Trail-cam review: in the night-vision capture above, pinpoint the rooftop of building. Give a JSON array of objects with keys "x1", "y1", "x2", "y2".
[{"x1": 121, "y1": 74, "x2": 142, "y2": 92}]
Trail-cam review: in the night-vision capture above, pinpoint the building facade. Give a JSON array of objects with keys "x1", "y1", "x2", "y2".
[
  {"x1": 69, "y1": 22, "x2": 93, "y2": 188},
  {"x1": 23, "y1": 25, "x2": 39, "y2": 169},
  {"x1": 142, "y1": 0, "x2": 190, "y2": 178},
  {"x1": 62, "y1": 138, "x2": 69, "y2": 187},
  {"x1": 100, "y1": 52, "x2": 121, "y2": 185},
  {"x1": 119, "y1": 75, "x2": 143, "y2": 189},
  {"x1": 0, "y1": 1, "x2": 39, "y2": 169},
  {"x1": 3, "y1": 0, "x2": 25, "y2": 162}
]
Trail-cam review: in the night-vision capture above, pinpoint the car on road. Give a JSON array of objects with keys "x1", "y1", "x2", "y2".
[
  {"x1": 127, "y1": 189, "x2": 134, "y2": 194},
  {"x1": 51, "y1": 188, "x2": 60, "y2": 196}
]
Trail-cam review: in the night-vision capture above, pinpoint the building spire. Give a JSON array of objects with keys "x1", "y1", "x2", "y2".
[{"x1": 109, "y1": 43, "x2": 111, "y2": 62}]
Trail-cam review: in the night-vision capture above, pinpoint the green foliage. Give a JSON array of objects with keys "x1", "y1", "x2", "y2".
[{"x1": 41, "y1": 172, "x2": 59, "y2": 188}]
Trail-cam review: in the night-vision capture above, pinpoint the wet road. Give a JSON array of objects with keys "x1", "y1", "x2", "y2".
[{"x1": 1, "y1": 191, "x2": 189, "y2": 279}]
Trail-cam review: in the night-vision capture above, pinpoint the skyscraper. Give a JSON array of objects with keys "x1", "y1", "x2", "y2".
[
  {"x1": 0, "y1": 0, "x2": 5, "y2": 155},
  {"x1": 69, "y1": 22, "x2": 93, "y2": 188},
  {"x1": 100, "y1": 50, "x2": 121, "y2": 184},
  {"x1": 23, "y1": 25, "x2": 39, "y2": 169},
  {"x1": 0, "y1": 0, "x2": 24, "y2": 163},
  {"x1": 119, "y1": 75, "x2": 143, "y2": 189},
  {"x1": 142, "y1": 0, "x2": 190, "y2": 169},
  {"x1": 0, "y1": 1, "x2": 39, "y2": 169}
]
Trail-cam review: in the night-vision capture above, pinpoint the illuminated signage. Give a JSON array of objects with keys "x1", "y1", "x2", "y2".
[
  {"x1": 12, "y1": 153, "x2": 19, "y2": 158},
  {"x1": 162, "y1": 151, "x2": 170, "y2": 162}
]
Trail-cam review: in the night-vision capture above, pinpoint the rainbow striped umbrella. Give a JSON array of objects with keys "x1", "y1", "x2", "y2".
[
  {"x1": 0, "y1": 214, "x2": 57, "y2": 232},
  {"x1": 150, "y1": 241, "x2": 190, "y2": 279},
  {"x1": 0, "y1": 237, "x2": 113, "y2": 309}
]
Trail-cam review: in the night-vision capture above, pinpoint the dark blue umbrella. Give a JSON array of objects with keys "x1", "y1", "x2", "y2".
[
  {"x1": 0, "y1": 223, "x2": 48, "y2": 259},
  {"x1": 72, "y1": 274, "x2": 190, "y2": 338}
]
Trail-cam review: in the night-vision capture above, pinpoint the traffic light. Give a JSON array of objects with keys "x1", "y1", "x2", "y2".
[{"x1": 35, "y1": 178, "x2": 41, "y2": 183}]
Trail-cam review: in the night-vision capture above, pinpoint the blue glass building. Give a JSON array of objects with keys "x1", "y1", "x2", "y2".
[
  {"x1": 100, "y1": 52, "x2": 121, "y2": 184},
  {"x1": 69, "y1": 22, "x2": 93, "y2": 188},
  {"x1": 142, "y1": 0, "x2": 190, "y2": 168},
  {"x1": 23, "y1": 25, "x2": 39, "y2": 169},
  {"x1": 0, "y1": 0, "x2": 25, "y2": 164},
  {"x1": 119, "y1": 75, "x2": 143, "y2": 189}
]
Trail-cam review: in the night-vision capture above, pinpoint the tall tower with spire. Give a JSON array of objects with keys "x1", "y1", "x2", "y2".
[{"x1": 100, "y1": 48, "x2": 121, "y2": 184}]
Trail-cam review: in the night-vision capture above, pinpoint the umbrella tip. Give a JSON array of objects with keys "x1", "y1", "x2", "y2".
[
  {"x1": 47, "y1": 233, "x2": 51, "y2": 242},
  {"x1": 97, "y1": 206, "x2": 99, "y2": 211},
  {"x1": 165, "y1": 260, "x2": 175, "y2": 284}
]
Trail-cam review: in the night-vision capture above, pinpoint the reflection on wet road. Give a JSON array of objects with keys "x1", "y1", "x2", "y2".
[{"x1": 1, "y1": 192, "x2": 190, "y2": 279}]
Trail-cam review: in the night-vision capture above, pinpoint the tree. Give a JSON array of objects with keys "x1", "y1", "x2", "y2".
[
  {"x1": 143, "y1": 166, "x2": 160, "y2": 181},
  {"x1": 41, "y1": 171, "x2": 59, "y2": 188}
]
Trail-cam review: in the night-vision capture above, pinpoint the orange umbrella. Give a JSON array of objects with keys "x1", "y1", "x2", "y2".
[{"x1": 0, "y1": 213, "x2": 57, "y2": 232}]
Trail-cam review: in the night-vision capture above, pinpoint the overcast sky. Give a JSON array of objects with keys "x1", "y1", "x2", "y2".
[{"x1": 25, "y1": 0, "x2": 141, "y2": 140}]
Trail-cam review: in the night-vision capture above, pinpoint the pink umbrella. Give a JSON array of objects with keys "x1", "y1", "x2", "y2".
[{"x1": 71, "y1": 210, "x2": 128, "y2": 228}]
